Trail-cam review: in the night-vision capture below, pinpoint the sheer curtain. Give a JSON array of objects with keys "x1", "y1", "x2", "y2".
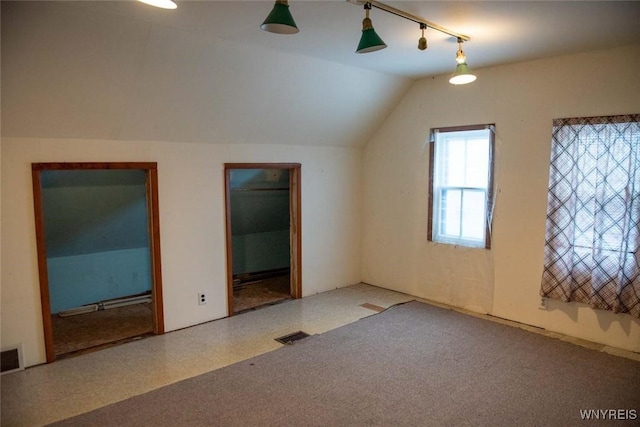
[{"x1": 540, "y1": 115, "x2": 640, "y2": 318}]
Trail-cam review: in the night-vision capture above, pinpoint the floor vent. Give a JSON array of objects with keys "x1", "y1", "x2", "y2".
[
  {"x1": 275, "y1": 331, "x2": 310, "y2": 345},
  {"x1": 1, "y1": 345, "x2": 24, "y2": 375}
]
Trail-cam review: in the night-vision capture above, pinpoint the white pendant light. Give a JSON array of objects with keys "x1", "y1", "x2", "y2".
[
  {"x1": 449, "y1": 39, "x2": 477, "y2": 85},
  {"x1": 138, "y1": 0, "x2": 177, "y2": 10}
]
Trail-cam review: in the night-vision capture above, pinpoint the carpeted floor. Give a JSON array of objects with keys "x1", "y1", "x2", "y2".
[{"x1": 50, "y1": 301, "x2": 640, "y2": 426}]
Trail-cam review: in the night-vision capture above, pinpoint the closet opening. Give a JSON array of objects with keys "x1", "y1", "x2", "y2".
[
  {"x1": 224, "y1": 163, "x2": 301, "y2": 315},
  {"x1": 32, "y1": 163, "x2": 164, "y2": 362}
]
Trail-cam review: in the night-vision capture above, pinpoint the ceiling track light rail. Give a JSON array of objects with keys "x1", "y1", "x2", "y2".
[
  {"x1": 256, "y1": 0, "x2": 477, "y2": 84},
  {"x1": 346, "y1": 0, "x2": 476, "y2": 84},
  {"x1": 142, "y1": 0, "x2": 476, "y2": 85},
  {"x1": 347, "y1": 0, "x2": 470, "y2": 42}
]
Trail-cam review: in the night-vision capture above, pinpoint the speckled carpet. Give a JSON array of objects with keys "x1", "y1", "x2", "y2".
[{"x1": 50, "y1": 301, "x2": 640, "y2": 426}]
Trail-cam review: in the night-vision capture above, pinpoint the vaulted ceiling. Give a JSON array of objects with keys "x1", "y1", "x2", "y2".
[{"x1": 2, "y1": 1, "x2": 639, "y2": 148}]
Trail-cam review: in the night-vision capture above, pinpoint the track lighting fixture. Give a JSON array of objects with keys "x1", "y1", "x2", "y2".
[
  {"x1": 261, "y1": 0, "x2": 299, "y2": 34},
  {"x1": 257, "y1": 0, "x2": 477, "y2": 85},
  {"x1": 137, "y1": 0, "x2": 177, "y2": 9},
  {"x1": 350, "y1": 1, "x2": 476, "y2": 84},
  {"x1": 418, "y1": 23, "x2": 427, "y2": 51},
  {"x1": 449, "y1": 38, "x2": 477, "y2": 85},
  {"x1": 356, "y1": 3, "x2": 387, "y2": 53}
]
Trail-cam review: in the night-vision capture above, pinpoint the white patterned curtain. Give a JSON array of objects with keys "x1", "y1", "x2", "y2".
[{"x1": 540, "y1": 115, "x2": 640, "y2": 317}]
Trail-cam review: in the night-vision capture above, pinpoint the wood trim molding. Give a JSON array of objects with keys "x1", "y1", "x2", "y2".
[
  {"x1": 224, "y1": 163, "x2": 301, "y2": 170},
  {"x1": 290, "y1": 166, "x2": 302, "y2": 299},
  {"x1": 31, "y1": 162, "x2": 164, "y2": 362},
  {"x1": 224, "y1": 163, "x2": 302, "y2": 315},
  {"x1": 32, "y1": 162, "x2": 157, "y2": 171},
  {"x1": 147, "y1": 168, "x2": 165, "y2": 333},
  {"x1": 427, "y1": 139, "x2": 435, "y2": 243},
  {"x1": 224, "y1": 167, "x2": 235, "y2": 315},
  {"x1": 31, "y1": 168, "x2": 55, "y2": 363}
]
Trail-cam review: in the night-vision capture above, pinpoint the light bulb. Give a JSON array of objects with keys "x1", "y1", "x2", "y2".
[{"x1": 138, "y1": 0, "x2": 177, "y2": 10}]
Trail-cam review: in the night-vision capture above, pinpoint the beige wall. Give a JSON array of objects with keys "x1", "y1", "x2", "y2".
[
  {"x1": 2, "y1": 8, "x2": 638, "y2": 366},
  {"x1": 362, "y1": 44, "x2": 640, "y2": 352},
  {"x1": 0, "y1": 138, "x2": 363, "y2": 367}
]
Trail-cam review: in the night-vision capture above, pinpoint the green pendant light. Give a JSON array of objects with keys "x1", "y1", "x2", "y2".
[
  {"x1": 356, "y1": 3, "x2": 386, "y2": 54},
  {"x1": 450, "y1": 63, "x2": 476, "y2": 85},
  {"x1": 449, "y1": 39, "x2": 477, "y2": 85},
  {"x1": 261, "y1": 0, "x2": 299, "y2": 34}
]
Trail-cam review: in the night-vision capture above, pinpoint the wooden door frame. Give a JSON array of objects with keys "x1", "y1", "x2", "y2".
[
  {"x1": 32, "y1": 162, "x2": 165, "y2": 363},
  {"x1": 224, "y1": 163, "x2": 302, "y2": 315}
]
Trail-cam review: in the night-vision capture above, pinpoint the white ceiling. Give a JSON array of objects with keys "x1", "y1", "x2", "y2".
[
  {"x1": 76, "y1": 0, "x2": 640, "y2": 79},
  {"x1": 2, "y1": 1, "x2": 639, "y2": 147}
]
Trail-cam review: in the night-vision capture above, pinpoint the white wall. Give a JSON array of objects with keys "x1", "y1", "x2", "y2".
[
  {"x1": 1, "y1": 1, "x2": 410, "y2": 149},
  {"x1": 362, "y1": 44, "x2": 640, "y2": 352},
  {"x1": 0, "y1": 138, "x2": 362, "y2": 367}
]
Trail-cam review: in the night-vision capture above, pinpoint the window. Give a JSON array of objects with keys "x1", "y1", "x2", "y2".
[
  {"x1": 428, "y1": 125, "x2": 494, "y2": 248},
  {"x1": 540, "y1": 115, "x2": 640, "y2": 318}
]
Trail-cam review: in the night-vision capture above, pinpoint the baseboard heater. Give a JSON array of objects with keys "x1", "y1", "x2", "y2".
[
  {"x1": 233, "y1": 267, "x2": 291, "y2": 289},
  {"x1": 58, "y1": 294, "x2": 152, "y2": 318}
]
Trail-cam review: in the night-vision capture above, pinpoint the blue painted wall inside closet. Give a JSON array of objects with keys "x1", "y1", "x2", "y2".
[
  {"x1": 42, "y1": 170, "x2": 152, "y2": 313},
  {"x1": 230, "y1": 169, "x2": 291, "y2": 275}
]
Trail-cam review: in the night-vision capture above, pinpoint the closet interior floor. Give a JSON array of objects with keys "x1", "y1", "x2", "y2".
[
  {"x1": 233, "y1": 274, "x2": 291, "y2": 313},
  {"x1": 51, "y1": 303, "x2": 154, "y2": 358}
]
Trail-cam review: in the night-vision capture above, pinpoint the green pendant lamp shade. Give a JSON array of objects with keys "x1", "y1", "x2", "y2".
[
  {"x1": 449, "y1": 40, "x2": 476, "y2": 85},
  {"x1": 261, "y1": 0, "x2": 299, "y2": 34},
  {"x1": 449, "y1": 62, "x2": 476, "y2": 85},
  {"x1": 356, "y1": 6, "x2": 387, "y2": 54},
  {"x1": 357, "y1": 19, "x2": 387, "y2": 53}
]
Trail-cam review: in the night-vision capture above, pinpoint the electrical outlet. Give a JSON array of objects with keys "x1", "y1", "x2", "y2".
[
  {"x1": 198, "y1": 293, "x2": 206, "y2": 305},
  {"x1": 538, "y1": 297, "x2": 548, "y2": 310}
]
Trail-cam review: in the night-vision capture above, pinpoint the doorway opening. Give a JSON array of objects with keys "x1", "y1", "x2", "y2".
[
  {"x1": 32, "y1": 163, "x2": 164, "y2": 362},
  {"x1": 224, "y1": 163, "x2": 301, "y2": 315}
]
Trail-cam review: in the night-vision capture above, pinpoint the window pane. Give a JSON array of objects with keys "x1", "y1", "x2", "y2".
[
  {"x1": 461, "y1": 190, "x2": 486, "y2": 240},
  {"x1": 440, "y1": 189, "x2": 461, "y2": 237},
  {"x1": 431, "y1": 127, "x2": 492, "y2": 247},
  {"x1": 443, "y1": 138, "x2": 466, "y2": 187},
  {"x1": 465, "y1": 139, "x2": 489, "y2": 188}
]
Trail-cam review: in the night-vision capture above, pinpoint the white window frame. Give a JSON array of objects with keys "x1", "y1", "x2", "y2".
[{"x1": 428, "y1": 125, "x2": 494, "y2": 249}]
